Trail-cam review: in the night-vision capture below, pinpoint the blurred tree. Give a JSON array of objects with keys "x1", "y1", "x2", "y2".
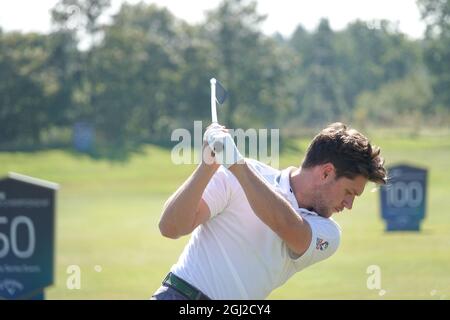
[
  {"x1": 417, "y1": 0, "x2": 450, "y2": 110},
  {"x1": 51, "y1": 0, "x2": 111, "y2": 44},
  {"x1": 354, "y1": 71, "x2": 432, "y2": 126},
  {"x1": 95, "y1": 3, "x2": 174, "y2": 144},
  {"x1": 90, "y1": 3, "x2": 213, "y2": 145},
  {"x1": 336, "y1": 20, "x2": 421, "y2": 110},
  {"x1": 0, "y1": 0, "x2": 441, "y2": 153},
  {"x1": 45, "y1": 31, "x2": 79, "y2": 127},
  {"x1": 51, "y1": 0, "x2": 111, "y2": 125},
  {"x1": 0, "y1": 32, "x2": 72, "y2": 147},
  {"x1": 302, "y1": 19, "x2": 346, "y2": 124},
  {"x1": 288, "y1": 19, "x2": 422, "y2": 126},
  {"x1": 203, "y1": 0, "x2": 293, "y2": 128}
]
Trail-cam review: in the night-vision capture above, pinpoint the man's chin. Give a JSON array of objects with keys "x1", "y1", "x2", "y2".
[{"x1": 316, "y1": 209, "x2": 333, "y2": 219}]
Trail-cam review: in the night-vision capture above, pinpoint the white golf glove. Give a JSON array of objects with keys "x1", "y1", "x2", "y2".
[
  {"x1": 203, "y1": 123, "x2": 223, "y2": 142},
  {"x1": 203, "y1": 124, "x2": 244, "y2": 169}
]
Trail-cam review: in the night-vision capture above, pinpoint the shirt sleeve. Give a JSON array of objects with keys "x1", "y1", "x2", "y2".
[
  {"x1": 202, "y1": 166, "x2": 236, "y2": 219},
  {"x1": 289, "y1": 214, "x2": 341, "y2": 271}
]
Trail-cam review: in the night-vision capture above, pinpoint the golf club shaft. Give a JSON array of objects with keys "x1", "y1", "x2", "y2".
[
  {"x1": 210, "y1": 78, "x2": 218, "y2": 123},
  {"x1": 210, "y1": 78, "x2": 223, "y2": 152}
]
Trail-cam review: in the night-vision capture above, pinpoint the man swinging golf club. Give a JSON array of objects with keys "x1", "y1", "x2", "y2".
[{"x1": 151, "y1": 79, "x2": 387, "y2": 300}]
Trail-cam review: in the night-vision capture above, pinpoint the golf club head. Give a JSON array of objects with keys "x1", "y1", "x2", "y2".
[{"x1": 214, "y1": 80, "x2": 228, "y2": 105}]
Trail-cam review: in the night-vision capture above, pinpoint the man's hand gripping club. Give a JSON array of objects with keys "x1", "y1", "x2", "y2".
[{"x1": 203, "y1": 123, "x2": 244, "y2": 169}]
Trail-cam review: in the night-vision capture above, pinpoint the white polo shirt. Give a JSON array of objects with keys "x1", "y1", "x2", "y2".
[{"x1": 171, "y1": 159, "x2": 341, "y2": 300}]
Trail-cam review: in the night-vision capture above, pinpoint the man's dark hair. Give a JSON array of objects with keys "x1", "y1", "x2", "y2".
[{"x1": 302, "y1": 122, "x2": 386, "y2": 184}]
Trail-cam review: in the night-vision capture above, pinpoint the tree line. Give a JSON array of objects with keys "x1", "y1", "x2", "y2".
[{"x1": 0, "y1": 0, "x2": 449, "y2": 155}]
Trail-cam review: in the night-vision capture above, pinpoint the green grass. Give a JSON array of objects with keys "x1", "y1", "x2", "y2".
[{"x1": 1, "y1": 131, "x2": 449, "y2": 300}]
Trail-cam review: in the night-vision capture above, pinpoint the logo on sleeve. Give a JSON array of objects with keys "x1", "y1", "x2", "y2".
[{"x1": 316, "y1": 238, "x2": 329, "y2": 251}]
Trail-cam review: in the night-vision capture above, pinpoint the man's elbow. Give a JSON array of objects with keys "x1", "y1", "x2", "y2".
[{"x1": 158, "y1": 220, "x2": 181, "y2": 239}]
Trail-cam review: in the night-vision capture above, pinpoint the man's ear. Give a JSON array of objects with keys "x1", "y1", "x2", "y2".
[{"x1": 321, "y1": 163, "x2": 335, "y2": 180}]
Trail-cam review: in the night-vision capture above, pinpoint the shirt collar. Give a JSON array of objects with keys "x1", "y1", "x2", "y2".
[
  {"x1": 277, "y1": 166, "x2": 299, "y2": 208},
  {"x1": 277, "y1": 167, "x2": 318, "y2": 216}
]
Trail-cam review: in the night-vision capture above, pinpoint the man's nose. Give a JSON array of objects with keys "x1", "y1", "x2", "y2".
[{"x1": 343, "y1": 195, "x2": 355, "y2": 210}]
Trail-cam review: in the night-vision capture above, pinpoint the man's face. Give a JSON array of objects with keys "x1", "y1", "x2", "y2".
[{"x1": 312, "y1": 167, "x2": 368, "y2": 218}]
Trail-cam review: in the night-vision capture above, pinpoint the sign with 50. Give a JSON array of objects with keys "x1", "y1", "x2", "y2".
[{"x1": 0, "y1": 173, "x2": 58, "y2": 299}]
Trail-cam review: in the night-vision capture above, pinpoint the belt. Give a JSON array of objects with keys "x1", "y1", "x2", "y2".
[{"x1": 163, "y1": 272, "x2": 211, "y2": 300}]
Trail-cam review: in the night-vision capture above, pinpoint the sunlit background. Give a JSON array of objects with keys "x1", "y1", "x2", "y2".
[{"x1": 0, "y1": 0, "x2": 449, "y2": 300}]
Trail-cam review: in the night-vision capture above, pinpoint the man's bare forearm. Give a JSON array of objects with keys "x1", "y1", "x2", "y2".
[
  {"x1": 228, "y1": 161, "x2": 311, "y2": 255},
  {"x1": 159, "y1": 162, "x2": 218, "y2": 238}
]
